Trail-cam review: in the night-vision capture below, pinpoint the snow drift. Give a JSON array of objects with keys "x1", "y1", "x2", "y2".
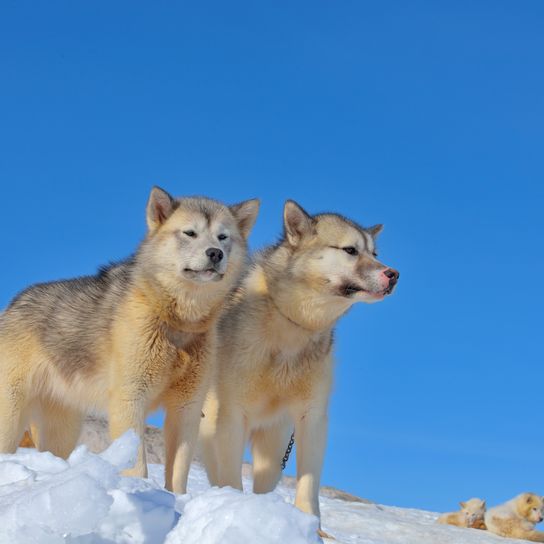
[
  {"x1": 0, "y1": 433, "x2": 317, "y2": 544},
  {"x1": 0, "y1": 434, "x2": 525, "y2": 543}
]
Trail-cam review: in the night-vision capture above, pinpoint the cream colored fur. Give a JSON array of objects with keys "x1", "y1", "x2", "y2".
[
  {"x1": 199, "y1": 200, "x2": 398, "y2": 535},
  {"x1": 437, "y1": 498, "x2": 486, "y2": 529},
  {"x1": 485, "y1": 493, "x2": 544, "y2": 542},
  {"x1": 0, "y1": 187, "x2": 259, "y2": 495}
]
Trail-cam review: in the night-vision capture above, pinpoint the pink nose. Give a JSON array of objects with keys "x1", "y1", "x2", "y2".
[{"x1": 383, "y1": 268, "x2": 399, "y2": 287}]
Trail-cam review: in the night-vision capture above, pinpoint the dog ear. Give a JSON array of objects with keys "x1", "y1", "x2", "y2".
[
  {"x1": 146, "y1": 186, "x2": 176, "y2": 232},
  {"x1": 284, "y1": 200, "x2": 314, "y2": 246},
  {"x1": 481, "y1": 500, "x2": 486, "y2": 509},
  {"x1": 459, "y1": 502, "x2": 466, "y2": 509},
  {"x1": 368, "y1": 224, "x2": 384, "y2": 239},
  {"x1": 230, "y1": 199, "x2": 260, "y2": 239}
]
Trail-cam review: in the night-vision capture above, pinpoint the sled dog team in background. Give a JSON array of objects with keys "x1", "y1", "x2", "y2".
[
  {"x1": 439, "y1": 493, "x2": 544, "y2": 542},
  {"x1": 0, "y1": 186, "x2": 539, "y2": 541},
  {"x1": 438, "y1": 497, "x2": 487, "y2": 529}
]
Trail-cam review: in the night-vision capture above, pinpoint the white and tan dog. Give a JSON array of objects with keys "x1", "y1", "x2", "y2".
[
  {"x1": 485, "y1": 493, "x2": 544, "y2": 541},
  {"x1": 438, "y1": 498, "x2": 487, "y2": 529},
  {"x1": 0, "y1": 187, "x2": 259, "y2": 495},
  {"x1": 200, "y1": 200, "x2": 399, "y2": 532}
]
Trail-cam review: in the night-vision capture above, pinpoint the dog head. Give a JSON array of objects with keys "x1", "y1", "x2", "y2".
[
  {"x1": 517, "y1": 493, "x2": 544, "y2": 524},
  {"x1": 459, "y1": 498, "x2": 486, "y2": 526},
  {"x1": 281, "y1": 200, "x2": 399, "y2": 305},
  {"x1": 140, "y1": 186, "x2": 259, "y2": 293}
]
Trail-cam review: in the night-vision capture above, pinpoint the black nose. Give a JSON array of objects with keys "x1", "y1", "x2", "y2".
[
  {"x1": 206, "y1": 247, "x2": 224, "y2": 264},
  {"x1": 384, "y1": 268, "x2": 399, "y2": 285}
]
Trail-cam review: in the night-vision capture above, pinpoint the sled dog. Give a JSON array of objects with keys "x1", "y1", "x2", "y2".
[
  {"x1": 0, "y1": 186, "x2": 259, "y2": 494},
  {"x1": 485, "y1": 493, "x2": 544, "y2": 542},
  {"x1": 200, "y1": 200, "x2": 399, "y2": 529},
  {"x1": 438, "y1": 498, "x2": 486, "y2": 529}
]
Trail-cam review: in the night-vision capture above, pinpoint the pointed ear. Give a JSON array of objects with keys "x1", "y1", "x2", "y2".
[
  {"x1": 283, "y1": 200, "x2": 314, "y2": 246},
  {"x1": 459, "y1": 502, "x2": 466, "y2": 509},
  {"x1": 230, "y1": 198, "x2": 260, "y2": 239},
  {"x1": 482, "y1": 501, "x2": 486, "y2": 509},
  {"x1": 146, "y1": 186, "x2": 176, "y2": 232},
  {"x1": 367, "y1": 224, "x2": 384, "y2": 239}
]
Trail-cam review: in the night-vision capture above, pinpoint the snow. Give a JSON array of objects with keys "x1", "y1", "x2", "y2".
[
  {"x1": 166, "y1": 487, "x2": 319, "y2": 544},
  {"x1": 0, "y1": 434, "x2": 524, "y2": 543}
]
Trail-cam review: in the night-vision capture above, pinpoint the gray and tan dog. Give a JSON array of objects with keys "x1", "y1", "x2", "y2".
[
  {"x1": 0, "y1": 186, "x2": 259, "y2": 494},
  {"x1": 199, "y1": 200, "x2": 399, "y2": 533}
]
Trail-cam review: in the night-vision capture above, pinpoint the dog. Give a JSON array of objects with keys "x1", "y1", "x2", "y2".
[
  {"x1": 485, "y1": 493, "x2": 544, "y2": 542},
  {"x1": 199, "y1": 200, "x2": 399, "y2": 533},
  {"x1": 437, "y1": 498, "x2": 487, "y2": 529},
  {"x1": 0, "y1": 186, "x2": 259, "y2": 494}
]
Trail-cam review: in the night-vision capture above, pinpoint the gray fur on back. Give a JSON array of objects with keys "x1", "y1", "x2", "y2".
[{"x1": 3, "y1": 258, "x2": 135, "y2": 378}]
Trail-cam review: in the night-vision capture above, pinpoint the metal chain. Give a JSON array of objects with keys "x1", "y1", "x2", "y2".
[{"x1": 281, "y1": 432, "x2": 295, "y2": 470}]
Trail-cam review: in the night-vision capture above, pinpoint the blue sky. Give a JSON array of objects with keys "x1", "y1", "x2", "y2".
[{"x1": 1, "y1": 1, "x2": 543, "y2": 512}]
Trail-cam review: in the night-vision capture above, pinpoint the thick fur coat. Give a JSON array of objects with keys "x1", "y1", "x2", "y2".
[{"x1": 0, "y1": 187, "x2": 259, "y2": 494}]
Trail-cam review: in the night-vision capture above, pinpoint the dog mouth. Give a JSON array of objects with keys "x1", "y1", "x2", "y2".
[
  {"x1": 340, "y1": 283, "x2": 392, "y2": 298},
  {"x1": 341, "y1": 283, "x2": 366, "y2": 297},
  {"x1": 182, "y1": 268, "x2": 224, "y2": 282},
  {"x1": 383, "y1": 283, "x2": 396, "y2": 296}
]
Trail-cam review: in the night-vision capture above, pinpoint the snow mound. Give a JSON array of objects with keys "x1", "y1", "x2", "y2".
[
  {"x1": 0, "y1": 433, "x2": 317, "y2": 544},
  {"x1": 0, "y1": 432, "x2": 175, "y2": 544},
  {"x1": 0, "y1": 433, "x2": 527, "y2": 543},
  {"x1": 166, "y1": 486, "x2": 319, "y2": 544}
]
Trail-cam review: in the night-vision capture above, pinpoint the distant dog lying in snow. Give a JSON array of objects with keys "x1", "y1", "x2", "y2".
[
  {"x1": 485, "y1": 492, "x2": 544, "y2": 542},
  {"x1": 437, "y1": 498, "x2": 486, "y2": 529}
]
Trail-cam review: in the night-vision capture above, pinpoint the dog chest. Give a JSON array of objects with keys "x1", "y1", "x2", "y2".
[{"x1": 250, "y1": 349, "x2": 328, "y2": 404}]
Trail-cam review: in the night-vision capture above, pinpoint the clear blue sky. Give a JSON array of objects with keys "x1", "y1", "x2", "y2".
[{"x1": 1, "y1": 1, "x2": 543, "y2": 512}]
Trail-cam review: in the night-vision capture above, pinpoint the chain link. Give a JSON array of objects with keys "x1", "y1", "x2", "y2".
[{"x1": 281, "y1": 432, "x2": 295, "y2": 470}]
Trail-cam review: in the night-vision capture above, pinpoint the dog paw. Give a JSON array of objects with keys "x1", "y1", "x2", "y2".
[{"x1": 318, "y1": 528, "x2": 335, "y2": 540}]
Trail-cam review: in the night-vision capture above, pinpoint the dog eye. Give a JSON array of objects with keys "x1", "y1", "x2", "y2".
[
  {"x1": 372, "y1": 251, "x2": 378, "y2": 258},
  {"x1": 342, "y1": 246, "x2": 358, "y2": 256},
  {"x1": 183, "y1": 230, "x2": 197, "y2": 238},
  {"x1": 218, "y1": 234, "x2": 228, "y2": 241}
]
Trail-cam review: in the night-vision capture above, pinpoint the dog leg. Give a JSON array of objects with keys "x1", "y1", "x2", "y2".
[
  {"x1": 0, "y1": 376, "x2": 30, "y2": 453},
  {"x1": 199, "y1": 435, "x2": 219, "y2": 486},
  {"x1": 293, "y1": 409, "x2": 328, "y2": 518},
  {"x1": 109, "y1": 395, "x2": 148, "y2": 478},
  {"x1": 164, "y1": 397, "x2": 204, "y2": 494},
  {"x1": 215, "y1": 408, "x2": 246, "y2": 490},
  {"x1": 30, "y1": 400, "x2": 82, "y2": 459},
  {"x1": 198, "y1": 399, "x2": 220, "y2": 486},
  {"x1": 524, "y1": 531, "x2": 544, "y2": 543},
  {"x1": 251, "y1": 419, "x2": 293, "y2": 494}
]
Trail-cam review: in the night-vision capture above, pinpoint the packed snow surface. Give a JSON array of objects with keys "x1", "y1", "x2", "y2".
[{"x1": 0, "y1": 434, "x2": 525, "y2": 543}]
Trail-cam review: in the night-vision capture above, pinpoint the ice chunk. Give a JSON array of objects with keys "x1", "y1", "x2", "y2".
[
  {"x1": 16, "y1": 472, "x2": 112, "y2": 535},
  {"x1": 0, "y1": 461, "x2": 34, "y2": 486},
  {"x1": 98, "y1": 486, "x2": 176, "y2": 543},
  {"x1": 2, "y1": 448, "x2": 68, "y2": 474},
  {"x1": 0, "y1": 434, "x2": 178, "y2": 544},
  {"x1": 99, "y1": 429, "x2": 140, "y2": 470}
]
